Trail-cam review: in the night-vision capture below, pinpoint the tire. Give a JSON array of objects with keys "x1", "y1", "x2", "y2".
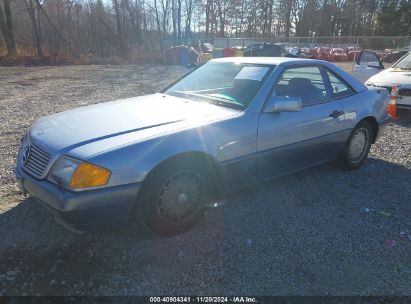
[
  {"x1": 338, "y1": 120, "x2": 373, "y2": 170},
  {"x1": 139, "y1": 159, "x2": 210, "y2": 236}
]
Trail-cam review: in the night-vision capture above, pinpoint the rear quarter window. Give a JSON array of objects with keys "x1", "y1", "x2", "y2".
[{"x1": 325, "y1": 69, "x2": 355, "y2": 100}]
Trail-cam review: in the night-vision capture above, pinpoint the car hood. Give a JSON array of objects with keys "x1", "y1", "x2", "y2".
[
  {"x1": 368, "y1": 68, "x2": 411, "y2": 87},
  {"x1": 29, "y1": 93, "x2": 240, "y2": 157}
]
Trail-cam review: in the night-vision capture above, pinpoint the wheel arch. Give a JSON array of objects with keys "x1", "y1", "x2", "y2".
[
  {"x1": 136, "y1": 151, "x2": 224, "y2": 209},
  {"x1": 360, "y1": 116, "x2": 379, "y2": 143}
]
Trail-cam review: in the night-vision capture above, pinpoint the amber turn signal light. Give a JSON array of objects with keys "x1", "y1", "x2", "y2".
[{"x1": 70, "y1": 163, "x2": 111, "y2": 189}]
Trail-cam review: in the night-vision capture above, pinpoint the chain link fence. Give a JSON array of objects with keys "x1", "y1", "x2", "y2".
[{"x1": 163, "y1": 36, "x2": 411, "y2": 73}]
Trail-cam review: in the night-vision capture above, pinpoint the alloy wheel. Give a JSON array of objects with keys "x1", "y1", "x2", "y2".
[
  {"x1": 157, "y1": 170, "x2": 203, "y2": 222},
  {"x1": 348, "y1": 127, "x2": 369, "y2": 163}
]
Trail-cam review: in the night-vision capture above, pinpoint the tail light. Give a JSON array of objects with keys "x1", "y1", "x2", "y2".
[{"x1": 387, "y1": 85, "x2": 398, "y2": 119}]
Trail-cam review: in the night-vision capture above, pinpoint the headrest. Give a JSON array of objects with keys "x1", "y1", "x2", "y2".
[{"x1": 288, "y1": 77, "x2": 312, "y2": 88}]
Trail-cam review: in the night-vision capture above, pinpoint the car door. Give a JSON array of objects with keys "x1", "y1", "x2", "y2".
[
  {"x1": 352, "y1": 50, "x2": 384, "y2": 83},
  {"x1": 256, "y1": 64, "x2": 347, "y2": 179}
]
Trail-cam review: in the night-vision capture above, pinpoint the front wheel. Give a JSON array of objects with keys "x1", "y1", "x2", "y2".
[
  {"x1": 139, "y1": 161, "x2": 209, "y2": 236},
  {"x1": 338, "y1": 120, "x2": 373, "y2": 170}
]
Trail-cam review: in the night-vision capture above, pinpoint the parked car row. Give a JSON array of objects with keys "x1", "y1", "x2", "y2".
[
  {"x1": 167, "y1": 43, "x2": 362, "y2": 63},
  {"x1": 237, "y1": 44, "x2": 362, "y2": 62},
  {"x1": 288, "y1": 46, "x2": 410, "y2": 63},
  {"x1": 252, "y1": 45, "x2": 408, "y2": 64},
  {"x1": 167, "y1": 42, "x2": 410, "y2": 68},
  {"x1": 285, "y1": 46, "x2": 360, "y2": 61}
]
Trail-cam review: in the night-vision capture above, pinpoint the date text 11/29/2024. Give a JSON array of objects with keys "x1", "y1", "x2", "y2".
[{"x1": 149, "y1": 296, "x2": 257, "y2": 303}]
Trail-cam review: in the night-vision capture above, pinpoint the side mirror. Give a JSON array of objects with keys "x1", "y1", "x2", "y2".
[
  {"x1": 264, "y1": 96, "x2": 302, "y2": 113},
  {"x1": 367, "y1": 61, "x2": 381, "y2": 69}
]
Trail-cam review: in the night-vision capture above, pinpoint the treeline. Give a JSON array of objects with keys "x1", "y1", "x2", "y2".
[{"x1": 0, "y1": 0, "x2": 410, "y2": 63}]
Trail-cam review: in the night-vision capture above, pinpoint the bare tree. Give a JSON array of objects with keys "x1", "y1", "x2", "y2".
[
  {"x1": 1, "y1": 0, "x2": 409, "y2": 62},
  {"x1": 112, "y1": 0, "x2": 126, "y2": 52},
  {"x1": 24, "y1": 0, "x2": 43, "y2": 56},
  {"x1": 0, "y1": 0, "x2": 16, "y2": 55},
  {"x1": 184, "y1": 0, "x2": 193, "y2": 40}
]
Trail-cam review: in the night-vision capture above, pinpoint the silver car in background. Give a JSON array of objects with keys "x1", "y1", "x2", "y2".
[{"x1": 15, "y1": 57, "x2": 390, "y2": 235}]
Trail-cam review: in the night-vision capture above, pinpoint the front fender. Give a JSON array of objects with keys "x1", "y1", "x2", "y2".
[{"x1": 87, "y1": 112, "x2": 258, "y2": 187}]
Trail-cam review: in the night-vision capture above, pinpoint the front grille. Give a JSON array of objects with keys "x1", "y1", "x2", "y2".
[
  {"x1": 382, "y1": 87, "x2": 411, "y2": 96},
  {"x1": 23, "y1": 144, "x2": 51, "y2": 178},
  {"x1": 399, "y1": 89, "x2": 411, "y2": 96}
]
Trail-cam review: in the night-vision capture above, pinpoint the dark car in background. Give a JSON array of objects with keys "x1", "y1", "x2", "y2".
[
  {"x1": 382, "y1": 50, "x2": 408, "y2": 63},
  {"x1": 284, "y1": 47, "x2": 302, "y2": 58},
  {"x1": 244, "y1": 43, "x2": 286, "y2": 57}
]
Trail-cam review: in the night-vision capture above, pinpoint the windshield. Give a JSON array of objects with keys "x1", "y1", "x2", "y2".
[
  {"x1": 164, "y1": 62, "x2": 274, "y2": 109},
  {"x1": 393, "y1": 52, "x2": 411, "y2": 70}
]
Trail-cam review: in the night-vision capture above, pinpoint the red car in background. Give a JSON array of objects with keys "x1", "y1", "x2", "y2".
[
  {"x1": 299, "y1": 48, "x2": 316, "y2": 59},
  {"x1": 314, "y1": 47, "x2": 332, "y2": 60},
  {"x1": 346, "y1": 47, "x2": 362, "y2": 61},
  {"x1": 329, "y1": 48, "x2": 349, "y2": 61}
]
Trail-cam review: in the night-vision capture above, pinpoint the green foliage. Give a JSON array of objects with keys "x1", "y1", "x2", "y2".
[{"x1": 376, "y1": 0, "x2": 411, "y2": 36}]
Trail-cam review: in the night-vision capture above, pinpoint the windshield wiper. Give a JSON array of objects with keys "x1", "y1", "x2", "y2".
[
  {"x1": 207, "y1": 99, "x2": 244, "y2": 110},
  {"x1": 205, "y1": 93, "x2": 244, "y2": 107},
  {"x1": 173, "y1": 91, "x2": 244, "y2": 110}
]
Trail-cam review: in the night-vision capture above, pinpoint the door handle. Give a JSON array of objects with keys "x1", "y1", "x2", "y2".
[{"x1": 329, "y1": 110, "x2": 344, "y2": 118}]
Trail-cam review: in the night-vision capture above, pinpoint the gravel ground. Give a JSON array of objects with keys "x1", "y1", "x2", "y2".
[{"x1": 0, "y1": 65, "x2": 410, "y2": 296}]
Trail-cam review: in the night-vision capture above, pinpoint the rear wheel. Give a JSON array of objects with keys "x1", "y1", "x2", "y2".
[
  {"x1": 139, "y1": 160, "x2": 210, "y2": 236},
  {"x1": 338, "y1": 120, "x2": 373, "y2": 170}
]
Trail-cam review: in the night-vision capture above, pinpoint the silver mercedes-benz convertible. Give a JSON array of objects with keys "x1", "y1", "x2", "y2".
[{"x1": 15, "y1": 57, "x2": 390, "y2": 235}]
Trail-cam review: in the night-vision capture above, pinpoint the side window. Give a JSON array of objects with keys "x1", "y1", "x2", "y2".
[
  {"x1": 273, "y1": 66, "x2": 328, "y2": 107},
  {"x1": 325, "y1": 69, "x2": 355, "y2": 99}
]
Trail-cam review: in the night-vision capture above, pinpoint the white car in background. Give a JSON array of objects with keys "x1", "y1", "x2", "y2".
[{"x1": 353, "y1": 51, "x2": 411, "y2": 111}]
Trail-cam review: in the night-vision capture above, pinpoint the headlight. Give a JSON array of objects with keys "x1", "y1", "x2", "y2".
[{"x1": 49, "y1": 157, "x2": 111, "y2": 190}]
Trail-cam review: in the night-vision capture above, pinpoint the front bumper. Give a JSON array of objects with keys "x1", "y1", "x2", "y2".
[
  {"x1": 397, "y1": 93, "x2": 411, "y2": 110},
  {"x1": 15, "y1": 165, "x2": 142, "y2": 233},
  {"x1": 396, "y1": 103, "x2": 411, "y2": 110}
]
